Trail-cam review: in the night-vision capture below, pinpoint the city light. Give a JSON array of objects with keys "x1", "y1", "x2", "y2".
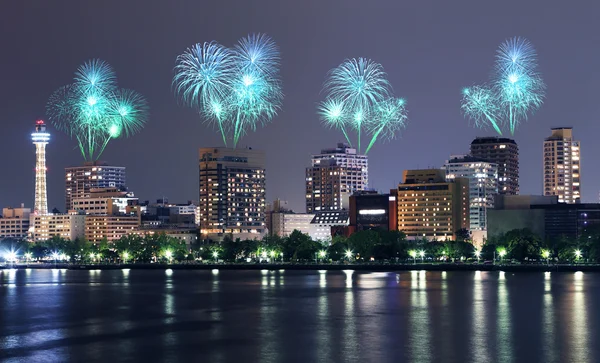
[
  {"x1": 212, "y1": 251, "x2": 219, "y2": 259},
  {"x1": 319, "y1": 250, "x2": 326, "y2": 258},
  {"x1": 541, "y1": 249, "x2": 550, "y2": 259},
  {"x1": 24, "y1": 252, "x2": 32, "y2": 262},
  {"x1": 345, "y1": 250, "x2": 353, "y2": 260},
  {"x1": 122, "y1": 251, "x2": 129, "y2": 262},
  {"x1": 575, "y1": 249, "x2": 582, "y2": 260},
  {"x1": 4, "y1": 251, "x2": 17, "y2": 262}
]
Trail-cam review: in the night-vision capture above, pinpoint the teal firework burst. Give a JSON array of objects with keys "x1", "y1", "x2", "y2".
[
  {"x1": 319, "y1": 58, "x2": 407, "y2": 154},
  {"x1": 462, "y1": 37, "x2": 545, "y2": 135},
  {"x1": 174, "y1": 33, "x2": 283, "y2": 148},
  {"x1": 47, "y1": 59, "x2": 148, "y2": 161}
]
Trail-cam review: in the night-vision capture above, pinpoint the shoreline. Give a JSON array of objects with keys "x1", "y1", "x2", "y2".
[{"x1": 1, "y1": 263, "x2": 598, "y2": 272}]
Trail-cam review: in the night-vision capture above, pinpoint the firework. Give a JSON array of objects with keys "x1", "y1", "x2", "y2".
[
  {"x1": 47, "y1": 59, "x2": 148, "y2": 161},
  {"x1": 173, "y1": 33, "x2": 282, "y2": 147},
  {"x1": 462, "y1": 37, "x2": 545, "y2": 135},
  {"x1": 319, "y1": 58, "x2": 406, "y2": 154}
]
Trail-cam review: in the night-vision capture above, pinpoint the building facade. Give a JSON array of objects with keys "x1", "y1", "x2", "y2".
[
  {"x1": 470, "y1": 137, "x2": 519, "y2": 195},
  {"x1": 0, "y1": 206, "x2": 31, "y2": 239},
  {"x1": 65, "y1": 162, "x2": 126, "y2": 212},
  {"x1": 72, "y1": 188, "x2": 138, "y2": 216},
  {"x1": 488, "y1": 195, "x2": 597, "y2": 241},
  {"x1": 308, "y1": 210, "x2": 350, "y2": 242},
  {"x1": 348, "y1": 192, "x2": 396, "y2": 232},
  {"x1": 30, "y1": 214, "x2": 86, "y2": 242},
  {"x1": 305, "y1": 143, "x2": 368, "y2": 213},
  {"x1": 443, "y1": 155, "x2": 498, "y2": 231},
  {"x1": 271, "y1": 212, "x2": 314, "y2": 237},
  {"x1": 543, "y1": 127, "x2": 581, "y2": 204},
  {"x1": 85, "y1": 215, "x2": 141, "y2": 243},
  {"x1": 199, "y1": 147, "x2": 266, "y2": 240},
  {"x1": 395, "y1": 169, "x2": 470, "y2": 240}
]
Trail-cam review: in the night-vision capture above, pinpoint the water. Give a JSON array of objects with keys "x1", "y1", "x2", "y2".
[{"x1": 0, "y1": 269, "x2": 599, "y2": 363}]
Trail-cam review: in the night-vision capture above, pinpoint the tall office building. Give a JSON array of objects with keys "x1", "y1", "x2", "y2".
[
  {"x1": 394, "y1": 169, "x2": 470, "y2": 240},
  {"x1": 470, "y1": 137, "x2": 519, "y2": 195},
  {"x1": 443, "y1": 155, "x2": 498, "y2": 231},
  {"x1": 199, "y1": 147, "x2": 266, "y2": 240},
  {"x1": 32, "y1": 120, "x2": 50, "y2": 215},
  {"x1": 305, "y1": 143, "x2": 368, "y2": 213},
  {"x1": 543, "y1": 127, "x2": 581, "y2": 203},
  {"x1": 65, "y1": 162, "x2": 126, "y2": 211}
]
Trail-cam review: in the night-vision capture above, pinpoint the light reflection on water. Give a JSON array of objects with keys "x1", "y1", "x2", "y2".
[{"x1": 0, "y1": 269, "x2": 599, "y2": 363}]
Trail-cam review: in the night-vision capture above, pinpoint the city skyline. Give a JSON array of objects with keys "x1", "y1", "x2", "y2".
[{"x1": 1, "y1": 1, "x2": 599, "y2": 213}]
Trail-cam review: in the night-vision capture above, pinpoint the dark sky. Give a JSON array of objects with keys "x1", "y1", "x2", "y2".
[{"x1": 1, "y1": 0, "x2": 599, "y2": 212}]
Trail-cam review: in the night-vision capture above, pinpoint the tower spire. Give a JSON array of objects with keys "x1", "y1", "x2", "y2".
[{"x1": 32, "y1": 120, "x2": 50, "y2": 214}]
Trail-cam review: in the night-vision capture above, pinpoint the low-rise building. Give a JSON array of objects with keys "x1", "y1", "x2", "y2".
[
  {"x1": 85, "y1": 215, "x2": 141, "y2": 243},
  {"x1": 271, "y1": 212, "x2": 314, "y2": 237},
  {"x1": 308, "y1": 210, "x2": 349, "y2": 242},
  {"x1": 134, "y1": 226, "x2": 198, "y2": 247},
  {"x1": 0, "y1": 205, "x2": 31, "y2": 239},
  {"x1": 30, "y1": 213, "x2": 86, "y2": 242},
  {"x1": 488, "y1": 195, "x2": 600, "y2": 241}
]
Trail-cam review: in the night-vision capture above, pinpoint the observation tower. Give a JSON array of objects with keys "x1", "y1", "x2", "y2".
[{"x1": 32, "y1": 120, "x2": 50, "y2": 214}]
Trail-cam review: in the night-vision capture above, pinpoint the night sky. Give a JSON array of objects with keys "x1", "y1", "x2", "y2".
[{"x1": 1, "y1": 1, "x2": 598, "y2": 213}]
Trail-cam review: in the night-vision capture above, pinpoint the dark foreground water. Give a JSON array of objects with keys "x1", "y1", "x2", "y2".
[{"x1": 1, "y1": 269, "x2": 599, "y2": 363}]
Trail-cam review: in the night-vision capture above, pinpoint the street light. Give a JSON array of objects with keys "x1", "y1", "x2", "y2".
[
  {"x1": 24, "y1": 252, "x2": 32, "y2": 263},
  {"x1": 165, "y1": 250, "x2": 173, "y2": 264},
  {"x1": 474, "y1": 250, "x2": 481, "y2": 263},
  {"x1": 497, "y1": 248, "x2": 506, "y2": 264},
  {"x1": 122, "y1": 251, "x2": 129, "y2": 264},
  {"x1": 409, "y1": 250, "x2": 417, "y2": 264},
  {"x1": 419, "y1": 250, "x2": 425, "y2": 263},
  {"x1": 5, "y1": 251, "x2": 17, "y2": 267},
  {"x1": 541, "y1": 249, "x2": 550, "y2": 265},
  {"x1": 319, "y1": 250, "x2": 326, "y2": 262},
  {"x1": 574, "y1": 249, "x2": 582, "y2": 263},
  {"x1": 345, "y1": 250, "x2": 353, "y2": 262}
]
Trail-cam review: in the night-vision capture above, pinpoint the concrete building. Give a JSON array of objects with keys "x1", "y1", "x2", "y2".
[
  {"x1": 348, "y1": 191, "x2": 397, "y2": 233},
  {"x1": 199, "y1": 147, "x2": 266, "y2": 240},
  {"x1": 306, "y1": 143, "x2": 368, "y2": 213},
  {"x1": 65, "y1": 162, "x2": 126, "y2": 212},
  {"x1": 488, "y1": 195, "x2": 598, "y2": 241},
  {"x1": 308, "y1": 210, "x2": 350, "y2": 242},
  {"x1": 470, "y1": 137, "x2": 519, "y2": 195},
  {"x1": 443, "y1": 155, "x2": 498, "y2": 231},
  {"x1": 72, "y1": 188, "x2": 138, "y2": 215},
  {"x1": 30, "y1": 213, "x2": 86, "y2": 242},
  {"x1": 543, "y1": 127, "x2": 581, "y2": 204},
  {"x1": 271, "y1": 212, "x2": 314, "y2": 237},
  {"x1": 395, "y1": 169, "x2": 470, "y2": 240},
  {"x1": 0, "y1": 205, "x2": 31, "y2": 239},
  {"x1": 134, "y1": 226, "x2": 198, "y2": 247},
  {"x1": 85, "y1": 215, "x2": 141, "y2": 243}
]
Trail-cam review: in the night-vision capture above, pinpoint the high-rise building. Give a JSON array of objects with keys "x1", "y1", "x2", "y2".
[
  {"x1": 32, "y1": 120, "x2": 50, "y2": 215},
  {"x1": 306, "y1": 143, "x2": 368, "y2": 213},
  {"x1": 65, "y1": 162, "x2": 126, "y2": 212},
  {"x1": 543, "y1": 127, "x2": 581, "y2": 204},
  {"x1": 470, "y1": 137, "x2": 519, "y2": 195},
  {"x1": 199, "y1": 147, "x2": 266, "y2": 240},
  {"x1": 394, "y1": 169, "x2": 470, "y2": 240},
  {"x1": 443, "y1": 155, "x2": 498, "y2": 231}
]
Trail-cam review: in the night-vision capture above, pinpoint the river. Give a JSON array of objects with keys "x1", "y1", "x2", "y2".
[{"x1": 1, "y1": 269, "x2": 599, "y2": 363}]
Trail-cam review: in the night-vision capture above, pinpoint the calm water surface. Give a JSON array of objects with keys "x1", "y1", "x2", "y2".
[{"x1": 0, "y1": 269, "x2": 599, "y2": 363}]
